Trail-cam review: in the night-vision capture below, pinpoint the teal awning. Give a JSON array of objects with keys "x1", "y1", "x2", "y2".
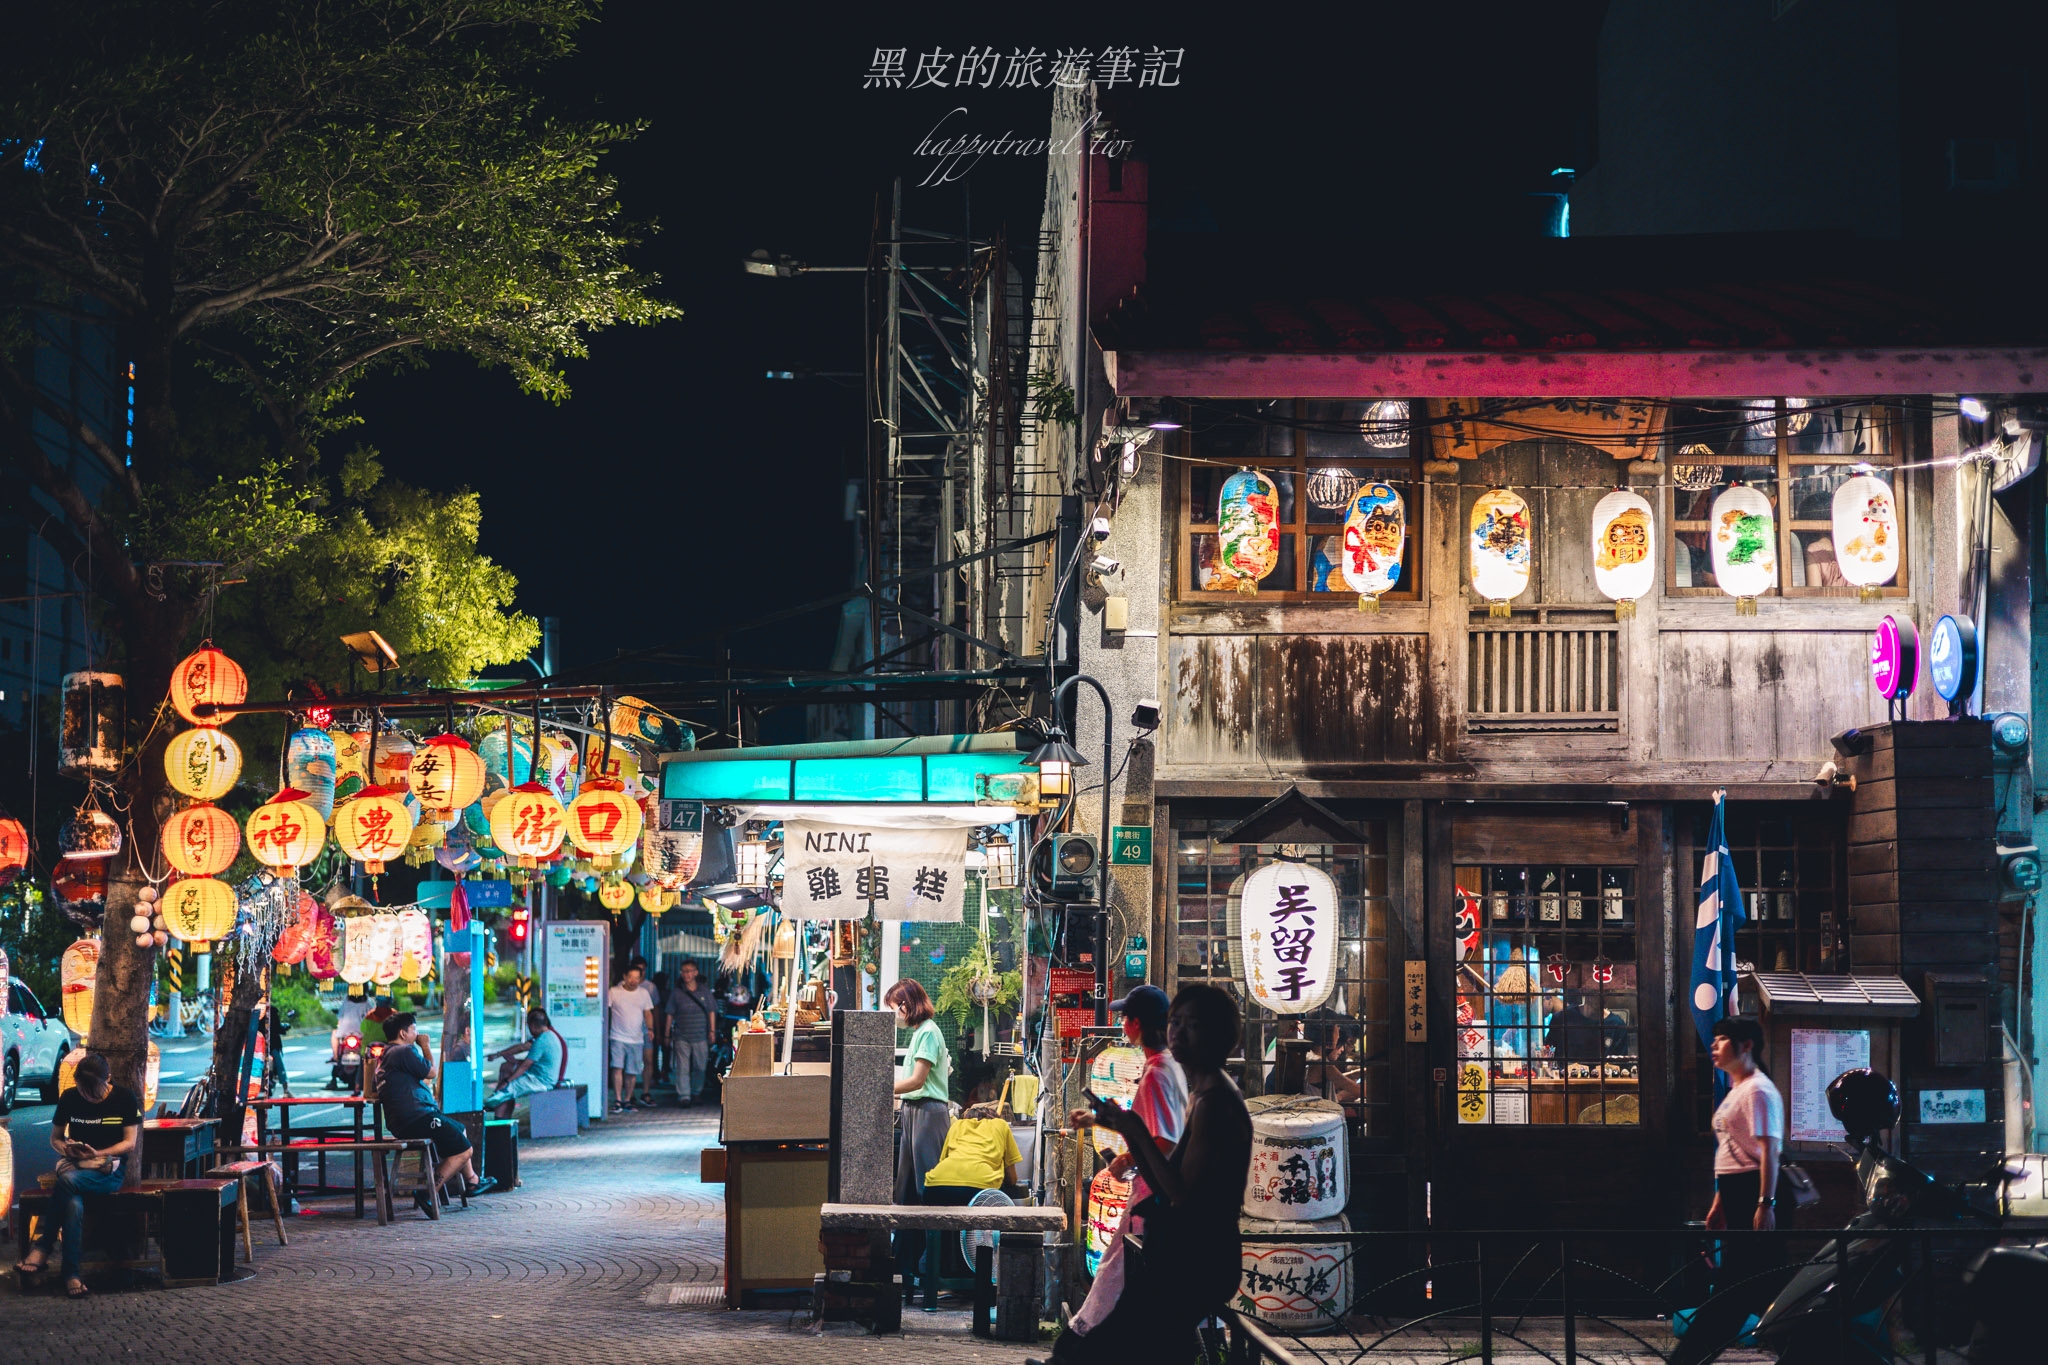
[{"x1": 660, "y1": 733, "x2": 1031, "y2": 804}]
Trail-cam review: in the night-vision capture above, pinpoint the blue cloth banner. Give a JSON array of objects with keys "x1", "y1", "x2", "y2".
[{"x1": 1689, "y1": 792, "x2": 1746, "y2": 1053}]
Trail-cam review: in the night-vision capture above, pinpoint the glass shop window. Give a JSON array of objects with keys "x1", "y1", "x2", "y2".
[
  {"x1": 1172, "y1": 818, "x2": 1399, "y2": 1138},
  {"x1": 1666, "y1": 398, "x2": 1906, "y2": 598},
  {"x1": 1452, "y1": 863, "x2": 1640, "y2": 1126},
  {"x1": 1689, "y1": 806, "x2": 1848, "y2": 977},
  {"x1": 1179, "y1": 400, "x2": 1422, "y2": 602}
]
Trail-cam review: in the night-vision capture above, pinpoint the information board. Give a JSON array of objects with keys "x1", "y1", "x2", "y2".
[
  {"x1": 544, "y1": 919, "x2": 610, "y2": 1120},
  {"x1": 1789, "y1": 1027, "x2": 1869, "y2": 1143}
]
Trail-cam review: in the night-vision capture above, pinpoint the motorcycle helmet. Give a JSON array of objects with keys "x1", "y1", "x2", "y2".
[{"x1": 1826, "y1": 1067, "x2": 1900, "y2": 1143}]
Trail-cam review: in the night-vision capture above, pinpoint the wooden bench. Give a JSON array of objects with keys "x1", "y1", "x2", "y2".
[
  {"x1": 220, "y1": 1138, "x2": 440, "y2": 1226},
  {"x1": 15, "y1": 1178, "x2": 239, "y2": 1287},
  {"x1": 206, "y1": 1159, "x2": 290, "y2": 1261},
  {"x1": 816, "y1": 1203, "x2": 1064, "y2": 1339}
]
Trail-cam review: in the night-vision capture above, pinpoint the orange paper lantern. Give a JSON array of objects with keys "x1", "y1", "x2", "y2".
[
  {"x1": 333, "y1": 786, "x2": 416, "y2": 874},
  {"x1": 489, "y1": 781, "x2": 567, "y2": 866},
  {"x1": 168, "y1": 644, "x2": 247, "y2": 726},
  {"x1": 162, "y1": 876, "x2": 238, "y2": 945},
  {"x1": 245, "y1": 789, "x2": 326, "y2": 877},
  {"x1": 407, "y1": 733, "x2": 486, "y2": 821},
  {"x1": 566, "y1": 777, "x2": 643, "y2": 867},
  {"x1": 161, "y1": 803, "x2": 242, "y2": 877},
  {"x1": 0, "y1": 814, "x2": 28, "y2": 888}
]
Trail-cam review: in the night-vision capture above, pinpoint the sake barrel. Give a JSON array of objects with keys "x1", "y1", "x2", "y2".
[
  {"x1": 1237, "y1": 1213, "x2": 1352, "y2": 1332},
  {"x1": 1085, "y1": 1166, "x2": 1132, "y2": 1277},
  {"x1": 1244, "y1": 1094, "x2": 1349, "y2": 1222}
]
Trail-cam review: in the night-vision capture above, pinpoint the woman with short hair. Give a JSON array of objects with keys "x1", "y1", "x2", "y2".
[{"x1": 885, "y1": 978, "x2": 953, "y2": 1203}]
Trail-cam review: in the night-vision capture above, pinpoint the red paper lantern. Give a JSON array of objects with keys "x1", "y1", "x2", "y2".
[
  {"x1": 168, "y1": 644, "x2": 247, "y2": 726},
  {"x1": 0, "y1": 814, "x2": 26, "y2": 889}
]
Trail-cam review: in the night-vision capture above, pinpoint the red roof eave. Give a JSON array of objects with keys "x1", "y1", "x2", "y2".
[{"x1": 1101, "y1": 346, "x2": 2048, "y2": 399}]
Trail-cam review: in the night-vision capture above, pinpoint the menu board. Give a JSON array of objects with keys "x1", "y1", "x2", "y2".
[{"x1": 1789, "y1": 1028, "x2": 1869, "y2": 1143}]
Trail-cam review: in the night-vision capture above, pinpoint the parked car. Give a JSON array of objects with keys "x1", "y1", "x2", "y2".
[{"x1": 2, "y1": 976, "x2": 76, "y2": 1111}]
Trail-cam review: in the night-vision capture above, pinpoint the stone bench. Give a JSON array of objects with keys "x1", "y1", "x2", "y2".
[
  {"x1": 817, "y1": 1203, "x2": 1063, "y2": 1339},
  {"x1": 512, "y1": 1084, "x2": 587, "y2": 1138}
]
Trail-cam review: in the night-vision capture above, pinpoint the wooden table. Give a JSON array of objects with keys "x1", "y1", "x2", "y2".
[
  {"x1": 243, "y1": 1096, "x2": 383, "y2": 1216},
  {"x1": 141, "y1": 1118, "x2": 216, "y2": 1181}
]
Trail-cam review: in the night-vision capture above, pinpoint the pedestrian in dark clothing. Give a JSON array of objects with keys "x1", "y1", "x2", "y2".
[
  {"x1": 379, "y1": 1013, "x2": 497, "y2": 1210},
  {"x1": 1047, "y1": 984, "x2": 1253, "y2": 1364},
  {"x1": 16, "y1": 1052, "x2": 140, "y2": 1297},
  {"x1": 664, "y1": 960, "x2": 717, "y2": 1106}
]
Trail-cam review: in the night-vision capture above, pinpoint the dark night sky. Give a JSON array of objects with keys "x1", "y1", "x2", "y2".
[{"x1": 349, "y1": 2, "x2": 1604, "y2": 677}]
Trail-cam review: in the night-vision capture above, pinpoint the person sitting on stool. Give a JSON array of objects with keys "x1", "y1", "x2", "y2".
[
  {"x1": 379, "y1": 1013, "x2": 497, "y2": 1211},
  {"x1": 483, "y1": 1007, "x2": 565, "y2": 1118}
]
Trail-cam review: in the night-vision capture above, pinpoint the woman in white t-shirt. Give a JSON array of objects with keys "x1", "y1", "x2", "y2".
[{"x1": 1707, "y1": 1015, "x2": 1785, "y2": 1235}]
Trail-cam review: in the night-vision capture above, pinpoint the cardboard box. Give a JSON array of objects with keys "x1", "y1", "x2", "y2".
[{"x1": 721, "y1": 1068, "x2": 832, "y2": 1142}]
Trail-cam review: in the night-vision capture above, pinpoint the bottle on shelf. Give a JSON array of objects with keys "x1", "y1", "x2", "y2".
[
  {"x1": 1565, "y1": 867, "x2": 1589, "y2": 923},
  {"x1": 1601, "y1": 869, "x2": 1629, "y2": 925},
  {"x1": 1539, "y1": 869, "x2": 1561, "y2": 923}
]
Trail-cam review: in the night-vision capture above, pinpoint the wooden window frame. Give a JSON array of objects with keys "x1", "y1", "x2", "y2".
[
  {"x1": 1175, "y1": 399, "x2": 1426, "y2": 604},
  {"x1": 1665, "y1": 397, "x2": 1910, "y2": 600}
]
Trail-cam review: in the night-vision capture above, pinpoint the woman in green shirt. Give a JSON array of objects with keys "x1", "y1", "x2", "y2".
[{"x1": 885, "y1": 979, "x2": 953, "y2": 1203}]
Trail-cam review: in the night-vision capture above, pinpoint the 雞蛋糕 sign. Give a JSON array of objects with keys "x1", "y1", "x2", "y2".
[{"x1": 783, "y1": 820, "x2": 968, "y2": 922}]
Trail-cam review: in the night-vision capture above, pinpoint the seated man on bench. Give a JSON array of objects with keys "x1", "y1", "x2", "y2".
[
  {"x1": 16, "y1": 1052, "x2": 141, "y2": 1297},
  {"x1": 378, "y1": 1013, "x2": 496, "y2": 1211},
  {"x1": 483, "y1": 1007, "x2": 565, "y2": 1118}
]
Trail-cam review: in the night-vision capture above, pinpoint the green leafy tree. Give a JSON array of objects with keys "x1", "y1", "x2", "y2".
[{"x1": 0, "y1": 0, "x2": 677, "y2": 1126}]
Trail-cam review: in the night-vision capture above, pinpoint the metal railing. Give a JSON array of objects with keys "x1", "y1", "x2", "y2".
[{"x1": 1214, "y1": 1225, "x2": 2015, "y2": 1365}]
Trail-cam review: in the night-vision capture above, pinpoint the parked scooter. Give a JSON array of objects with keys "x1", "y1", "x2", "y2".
[{"x1": 1747, "y1": 1069, "x2": 2002, "y2": 1363}]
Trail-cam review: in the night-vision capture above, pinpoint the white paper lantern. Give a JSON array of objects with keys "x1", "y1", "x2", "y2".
[
  {"x1": 1830, "y1": 473, "x2": 1899, "y2": 597},
  {"x1": 1340, "y1": 481, "x2": 1405, "y2": 610},
  {"x1": 1590, "y1": 490, "x2": 1656, "y2": 618},
  {"x1": 1469, "y1": 488, "x2": 1531, "y2": 616},
  {"x1": 1239, "y1": 861, "x2": 1339, "y2": 1015},
  {"x1": 1709, "y1": 484, "x2": 1777, "y2": 611}
]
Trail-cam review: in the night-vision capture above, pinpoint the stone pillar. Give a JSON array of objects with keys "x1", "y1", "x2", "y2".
[{"x1": 830, "y1": 1009, "x2": 896, "y2": 1204}]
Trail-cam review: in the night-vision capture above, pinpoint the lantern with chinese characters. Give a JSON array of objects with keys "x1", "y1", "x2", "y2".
[
  {"x1": 0, "y1": 813, "x2": 26, "y2": 890},
  {"x1": 1469, "y1": 487, "x2": 1531, "y2": 617},
  {"x1": 60, "y1": 936, "x2": 99, "y2": 1034},
  {"x1": 489, "y1": 782, "x2": 567, "y2": 866},
  {"x1": 1831, "y1": 473, "x2": 1899, "y2": 599},
  {"x1": 598, "y1": 877, "x2": 635, "y2": 912},
  {"x1": 161, "y1": 803, "x2": 241, "y2": 877},
  {"x1": 165, "y1": 727, "x2": 242, "y2": 800},
  {"x1": 163, "y1": 876, "x2": 238, "y2": 947},
  {"x1": 1216, "y1": 469, "x2": 1281, "y2": 594},
  {"x1": 638, "y1": 883, "x2": 675, "y2": 914},
  {"x1": 168, "y1": 644, "x2": 247, "y2": 725},
  {"x1": 567, "y1": 777, "x2": 642, "y2": 868},
  {"x1": 334, "y1": 787, "x2": 415, "y2": 874},
  {"x1": 1340, "y1": 481, "x2": 1404, "y2": 611},
  {"x1": 245, "y1": 789, "x2": 326, "y2": 877},
  {"x1": 287, "y1": 726, "x2": 337, "y2": 820},
  {"x1": 1590, "y1": 490, "x2": 1656, "y2": 619},
  {"x1": 1238, "y1": 860, "x2": 1340, "y2": 1015},
  {"x1": 408, "y1": 733, "x2": 486, "y2": 822},
  {"x1": 1710, "y1": 483, "x2": 1777, "y2": 613}
]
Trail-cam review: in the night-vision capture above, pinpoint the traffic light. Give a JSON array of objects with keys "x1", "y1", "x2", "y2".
[{"x1": 508, "y1": 906, "x2": 530, "y2": 945}]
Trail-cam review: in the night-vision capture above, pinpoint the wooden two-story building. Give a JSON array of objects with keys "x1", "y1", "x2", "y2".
[{"x1": 1031, "y1": 92, "x2": 2043, "y2": 1233}]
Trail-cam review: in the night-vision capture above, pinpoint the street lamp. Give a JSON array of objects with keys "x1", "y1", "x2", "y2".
[
  {"x1": 981, "y1": 830, "x2": 1017, "y2": 890},
  {"x1": 1029, "y1": 674, "x2": 1115, "y2": 1024}
]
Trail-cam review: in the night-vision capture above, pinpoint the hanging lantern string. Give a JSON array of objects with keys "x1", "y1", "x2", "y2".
[
  {"x1": 1155, "y1": 445, "x2": 1957, "y2": 489},
  {"x1": 1167, "y1": 396, "x2": 1960, "y2": 442}
]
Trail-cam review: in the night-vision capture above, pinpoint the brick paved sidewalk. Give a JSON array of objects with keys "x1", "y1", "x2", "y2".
[{"x1": 4, "y1": 1105, "x2": 1036, "y2": 1365}]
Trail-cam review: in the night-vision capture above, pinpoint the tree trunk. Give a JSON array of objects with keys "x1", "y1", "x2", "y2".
[
  {"x1": 83, "y1": 607, "x2": 186, "y2": 1130},
  {"x1": 210, "y1": 951, "x2": 267, "y2": 1151}
]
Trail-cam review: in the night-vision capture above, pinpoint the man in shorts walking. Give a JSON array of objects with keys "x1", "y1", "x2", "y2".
[{"x1": 608, "y1": 959, "x2": 656, "y2": 1113}]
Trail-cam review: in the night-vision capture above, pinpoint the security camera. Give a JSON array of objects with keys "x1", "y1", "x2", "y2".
[
  {"x1": 1089, "y1": 516, "x2": 1113, "y2": 542},
  {"x1": 1089, "y1": 554, "x2": 1121, "y2": 578},
  {"x1": 1131, "y1": 699, "x2": 1161, "y2": 731}
]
